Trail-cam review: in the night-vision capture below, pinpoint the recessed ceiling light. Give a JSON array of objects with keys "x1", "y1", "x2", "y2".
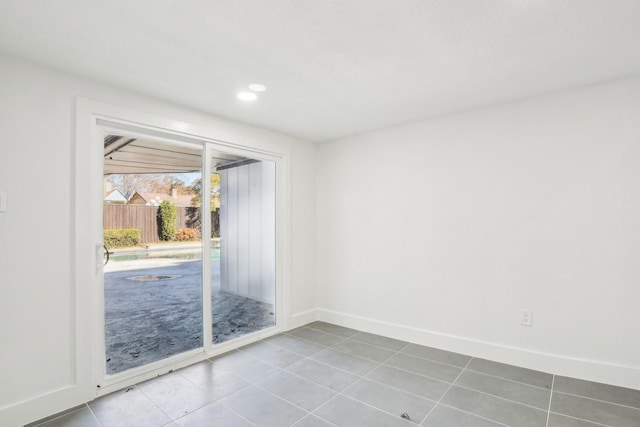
[
  {"x1": 248, "y1": 83, "x2": 266, "y2": 92},
  {"x1": 237, "y1": 91, "x2": 257, "y2": 101}
]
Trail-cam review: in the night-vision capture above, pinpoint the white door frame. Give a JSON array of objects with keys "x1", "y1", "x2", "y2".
[{"x1": 75, "y1": 98, "x2": 291, "y2": 396}]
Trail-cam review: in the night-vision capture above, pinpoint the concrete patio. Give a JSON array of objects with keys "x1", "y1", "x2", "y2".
[{"x1": 104, "y1": 249, "x2": 275, "y2": 374}]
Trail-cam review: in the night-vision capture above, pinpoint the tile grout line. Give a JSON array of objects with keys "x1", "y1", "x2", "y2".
[
  {"x1": 294, "y1": 324, "x2": 359, "y2": 340},
  {"x1": 176, "y1": 364, "x2": 255, "y2": 406},
  {"x1": 356, "y1": 375, "x2": 441, "y2": 403},
  {"x1": 545, "y1": 375, "x2": 555, "y2": 427},
  {"x1": 547, "y1": 410, "x2": 612, "y2": 427},
  {"x1": 419, "y1": 357, "x2": 473, "y2": 425},
  {"x1": 462, "y1": 367, "x2": 553, "y2": 391},
  {"x1": 399, "y1": 347, "x2": 473, "y2": 370},
  {"x1": 292, "y1": 414, "x2": 339, "y2": 427},
  {"x1": 436, "y1": 403, "x2": 512, "y2": 427},
  {"x1": 285, "y1": 333, "x2": 447, "y2": 404},
  {"x1": 452, "y1": 383, "x2": 551, "y2": 413},
  {"x1": 551, "y1": 390, "x2": 640, "y2": 412},
  {"x1": 218, "y1": 401, "x2": 259, "y2": 427},
  {"x1": 135, "y1": 382, "x2": 193, "y2": 424},
  {"x1": 249, "y1": 381, "x2": 329, "y2": 426},
  {"x1": 268, "y1": 331, "x2": 458, "y2": 404},
  {"x1": 302, "y1": 341, "x2": 431, "y2": 426},
  {"x1": 378, "y1": 361, "x2": 462, "y2": 387},
  {"x1": 340, "y1": 341, "x2": 432, "y2": 425},
  {"x1": 86, "y1": 403, "x2": 103, "y2": 427},
  {"x1": 277, "y1": 331, "x2": 553, "y2": 424},
  {"x1": 220, "y1": 329, "x2": 361, "y2": 426},
  {"x1": 179, "y1": 334, "x2": 558, "y2": 426},
  {"x1": 33, "y1": 324, "x2": 640, "y2": 427}
]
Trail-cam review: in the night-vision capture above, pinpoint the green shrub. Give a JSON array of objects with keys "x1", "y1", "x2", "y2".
[
  {"x1": 104, "y1": 229, "x2": 140, "y2": 248},
  {"x1": 159, "y1": 200, "x2": 177, "y2": 241},
  {"x1": 176, "y1": 228, "x2": 200, "y2": 241}
]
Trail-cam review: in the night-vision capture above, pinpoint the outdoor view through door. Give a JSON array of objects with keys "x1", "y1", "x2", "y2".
[{"x1": 102, "y1": 133, "x2": 276, "y2": 375}]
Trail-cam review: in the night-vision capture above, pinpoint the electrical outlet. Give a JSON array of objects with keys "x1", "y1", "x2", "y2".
[{"x1": 520, "y1": 309, "x2": 532, "y2": 326}]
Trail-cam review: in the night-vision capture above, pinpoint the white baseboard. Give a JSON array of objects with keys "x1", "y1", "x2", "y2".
[
  {"x1": 288, "y1": 309, "x2": 318, "y2": 330},
  {"x1": 317, "y1": 308, "x2": 640, "y2": 391}
]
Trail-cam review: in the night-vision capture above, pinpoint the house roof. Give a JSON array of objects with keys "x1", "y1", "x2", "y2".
[
  {"x1": 104, "y1": 189, "x2": 128, "y2": 203},
  {"x1": 130, "y1": 192, "x2": 196, "y2": 208}
]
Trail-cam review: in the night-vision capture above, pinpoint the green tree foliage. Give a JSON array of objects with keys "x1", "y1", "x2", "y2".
[
  {"x1": 158, "y1": 200, "x2": 177, "y2": 241},
  {"x1": 191, "y1": 174, "x2": 221, "y2": 210}
]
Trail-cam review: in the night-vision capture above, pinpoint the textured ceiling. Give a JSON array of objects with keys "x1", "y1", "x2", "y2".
[{"x1": 1, "y1": 1, "x2": 640, "y2": 142}]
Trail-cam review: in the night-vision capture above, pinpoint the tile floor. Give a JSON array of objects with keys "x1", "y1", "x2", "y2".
[{"x1": 30, "y1": 322, "x2": 640, "y2": 427}]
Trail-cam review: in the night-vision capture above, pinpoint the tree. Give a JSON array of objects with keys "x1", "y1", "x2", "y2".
[
  {"x1": 106, "y1": 174, "x2": 176, "y2": 200},
  {"x1": 158, "y1": 200, "x2": 177, "y2": 241},
  {"x1": 190, "y1": 174, "x2": 221, "y2": 210},
  {"x1": 187, "y1": 174, "x2": 221, "y2": 237}
]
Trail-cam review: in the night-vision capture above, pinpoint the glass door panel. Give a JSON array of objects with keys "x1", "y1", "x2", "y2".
[
  {"x1": 102, "y1": 134, "x2": 203, "y2": 375},
  {"x1": 214, "y1": 159, "x2": 276, "y2": 343}
]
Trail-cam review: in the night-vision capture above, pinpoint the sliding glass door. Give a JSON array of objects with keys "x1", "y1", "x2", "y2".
[
  {"x1": 103, "y1": 135, "x2": 204, "y2": 375},
  {"x1": 100, "y1": 130, "x2": 278, "y2": 380}
]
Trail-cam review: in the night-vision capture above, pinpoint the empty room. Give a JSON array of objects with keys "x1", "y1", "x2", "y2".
[{"x1": 1, "y1": 1, "x2": 639, "y2": 426}]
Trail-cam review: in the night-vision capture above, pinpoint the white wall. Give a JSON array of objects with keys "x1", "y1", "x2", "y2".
[
  {"x1": 0, "y1": 53, "x2": 316, "y2": 425},
  {"x1": 219, "y1": 161, "x2": 276, "y2": 303},
  {"x1": 317, "y1": 75, "x2": 640, "y2": 390}
]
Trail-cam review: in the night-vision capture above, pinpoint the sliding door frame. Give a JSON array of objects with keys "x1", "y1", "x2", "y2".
[{"x1": 75, "y1": 98, "x2": 291, "y2": 397}]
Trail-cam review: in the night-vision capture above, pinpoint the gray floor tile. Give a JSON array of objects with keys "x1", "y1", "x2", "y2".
[
  {"x1": 89, "y1": 386, "x2": 172, "y2": 427},
  {"x1": 173, "y1": 401, "x2": 254, "y2": 427},
  {"x1": 265, "y1": 334, "x2": 326, "y2": 356},
  {"x1": 310, "y1": 348, "x2": 380, "y2": 375},
  {"x1": 293, "y1": 415, "x2": 336, "y2": 427},
  {"x1": 33, "y1": 407, "x2": 100, "y2": 427},
  {"x1": 401, "y1": 344, "x2": 471, "y2": 368},
  {"x1": 440, "y1": 385, "x2": 547, "y2": 427},
  {"x1": 554, "y1": 376, "x2": 640, "y2": 409},
  {"x1": 306, "y1": 321, "x2": 360, "y2": 338},
  {"x1": 386, "y1": 353, "x2": 462, "y2": 383},
  {"x1": 313, "y1": 395, "x2": 411, "y2": 427},
  {"x1": 32, "y1": 321, "x2": 640, "y2": 427},
  {"x1": 455, "y1": 370, "x2": 551, "y2": 409},
  {"x1": 258, "y1": 370, "x2": 336, "y2": 411},
  {"x1": 178, "y1": 361, "x2": 250, "y2": 401},
  {"x1": 422, "y1": 405, "x2": 505, "y2": 427},
  {"x1": 210, "y1": 349, "x2": 281, "y2": 382},
  {"x1": 350, "y1": 331, "x2": 409, "y2": 351},
  {"x1": 547, "y1": 412, "x2": 610, "y2": 427},
  {"x1": 366, "y1": 365, "x2": 450, "y2": 401},
  {"x1": 138, "y1": 373, "x2": 213, "y2": 419},
  {"x1": 551, "y1": 392, "x2": 640, "y2": 427},
  {"x1": 286, "y1": 358, "x2": 360, "y2": 392},
  {"x1": 467, "y1": 358, "x2": 552, "y2": 389},
  {"x1": 344, "y1": 378, "x2": 435, "y2": 423},
  {"x1": 221, "y1": 385, "x2": 307, "y2": 427},
  {"x1": 332, "y1": 340, "x2": 396, "y2": 362},
  {"x1": 239, "y1": 341, "x2": 303, "y2": 368},
  {"x1": 209, "y1": 349, "x2": 258, "y2": 371},
  {"x1": 290, "y1": 327, "x2": 345, "y2": 346}
]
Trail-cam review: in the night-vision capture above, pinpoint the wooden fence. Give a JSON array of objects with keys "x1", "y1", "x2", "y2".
[{"x1": 103, "y1": 204, "x2": 219, "y2": 244}]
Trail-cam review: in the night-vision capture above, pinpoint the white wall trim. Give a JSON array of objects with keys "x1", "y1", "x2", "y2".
[
  {"x1": 317, "y1": 308, "x2": 640, "y2": 390},
  {"x1": 288, "y1": 309, "x2": 318, "y2": 329}
]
